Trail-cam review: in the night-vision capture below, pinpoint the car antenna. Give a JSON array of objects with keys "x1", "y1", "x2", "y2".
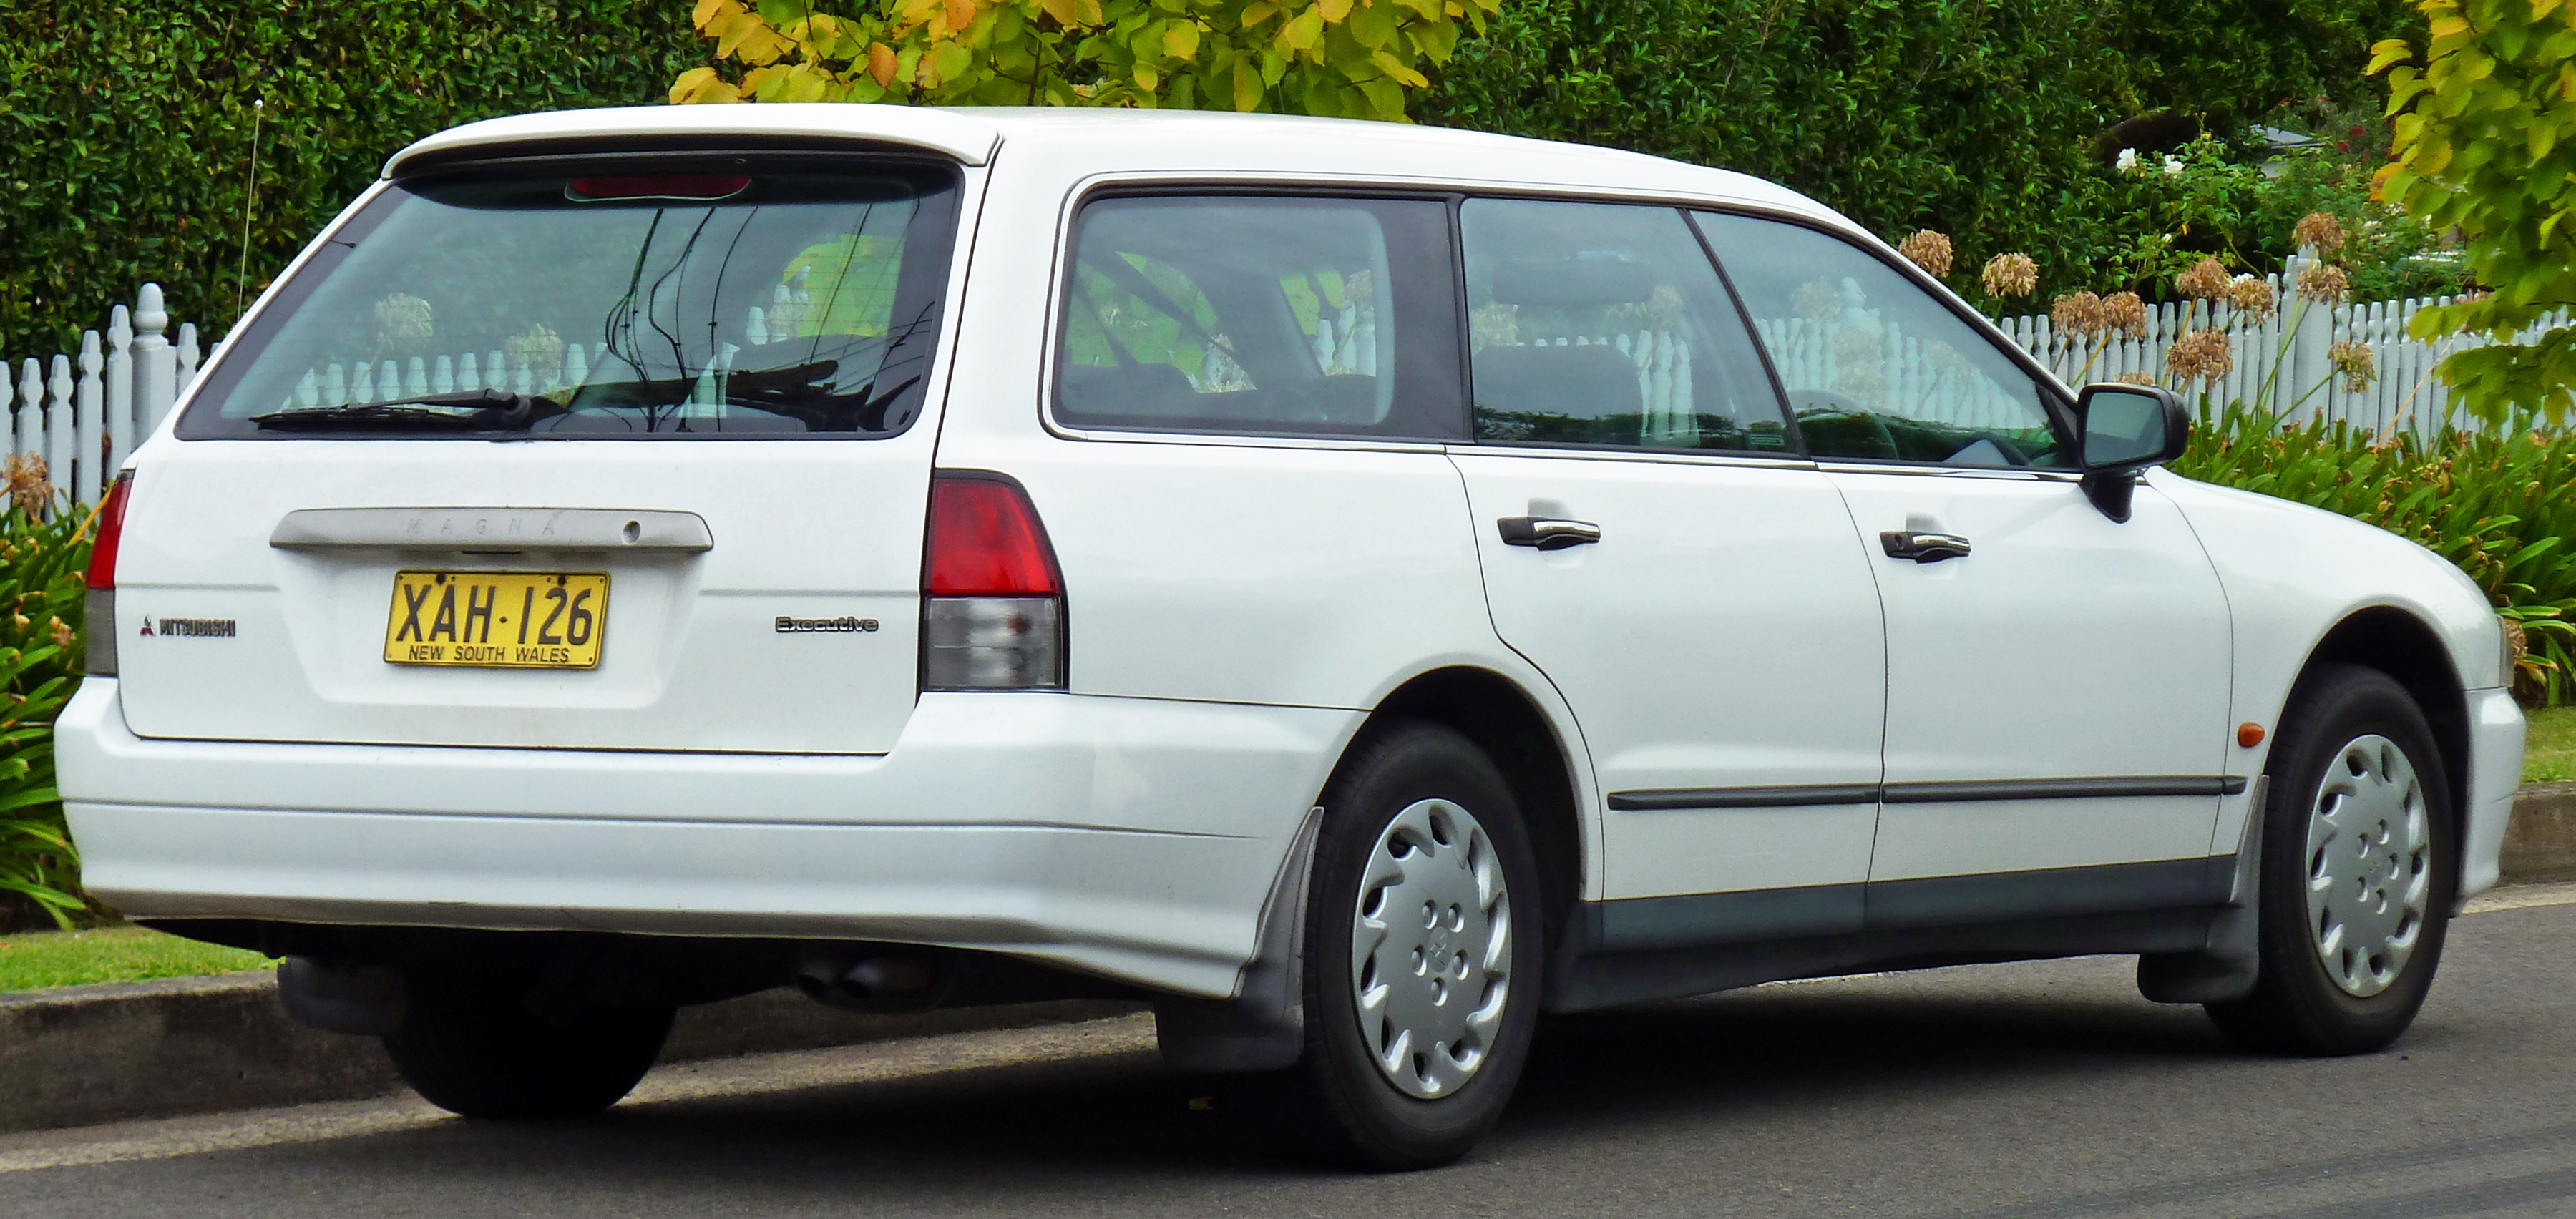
[{"x1": 234, "y1": 97, "x2": 264, "y2": 323}]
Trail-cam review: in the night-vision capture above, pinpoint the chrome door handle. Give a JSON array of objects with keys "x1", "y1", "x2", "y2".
[
  {"x1": 1498, "y1": 517, "x2": 1601, "y2": 550},
  {"x1": 1880, "y1": 529, "x2": 1971, "y2": 563}
]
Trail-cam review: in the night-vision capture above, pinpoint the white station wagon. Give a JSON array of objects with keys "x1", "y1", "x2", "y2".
[{"x1": 62, "y1": 106, "x2": 2527, "y2": 1169}]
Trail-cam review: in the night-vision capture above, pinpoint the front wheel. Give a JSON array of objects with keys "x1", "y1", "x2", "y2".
[
  {"x1": 1283, "y1": 720, "x2": 1546, "y2": 1170},
  {"x1": 2206, "y1": 663, "x2": 2457, "y2": 1055}
]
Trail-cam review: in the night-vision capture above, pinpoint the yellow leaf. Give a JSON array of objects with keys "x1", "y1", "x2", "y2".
[
  {"x1": 1233, "y1": 59, "x2": 1262, "y2": 109},
  {"x1": 1241, "y1": 2, "x2": 1276, "y2": 26},
  {"x1": 1164, "y1": 22, "x2": 1201, "y2": 59},
  {"x1": 1040, "y1": 0, "x2": 1084, "y2": 26},
  {"x1": 1319, "y1": 0, "x2": 1354, "y2": 21},
  {"x1": 869, "y1": 41, "x2": 899, "y2": 86},
  {"x1": 693, "y1": 0, "x2": 745, "y2": 34},
  {"x1": 1367, "y1": 49, "x2": 1427, "y2": 87},
  {"x1": 719, "y1": 11, "x2": 793, "y2": 65},
  {"x1": 668, "y1": 65, "x2": 741, "y2": 104},
  {"x1": 1279, "y1": 6, "x2": 1324, "y2": 51},
  {"x1": 945, "y1": 0, "x2": 979, "y2": 35},
  {"x1": 2429, "y1": 15, "x2": 2469, "y2": 37},
  {"x1": 1134, "y1": 63, "x2": 1158, "y2": 89}
]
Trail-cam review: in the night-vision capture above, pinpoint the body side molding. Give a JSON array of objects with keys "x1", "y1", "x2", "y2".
[{"x1": 1606, "y1": 775, "x2": 2247, "y2": 811}]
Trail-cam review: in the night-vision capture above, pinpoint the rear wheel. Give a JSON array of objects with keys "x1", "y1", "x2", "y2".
[
  {"x1": 2206, "y1": 663, "x2": 2456, "y2": 1055},
  {"x1": 382, "y1": 974, "x2": 673, "y2": 1120},
  {"x1": 1284, "y1": 721, "x2": 1544, "y2": 1170}
]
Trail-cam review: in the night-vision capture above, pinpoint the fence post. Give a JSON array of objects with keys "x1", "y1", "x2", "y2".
[
  {"x1": 106, "y1": 305, "x2": 135, "y2": 472},
  {"x1": 45, "y1": 356, "x2": 72, "y2": 510},
  {"x1": 16, "y1": 360, "x2": 42, "y2": 463},
  {"x1": 76, "y1": 332, "x2": 102, "y2": 505},
  {"x1": 177, "y1": 323, "x2": 199, "y2": 388},
  {"x1": 133, "y1": 284, "x2": 177, "y2": 439}
]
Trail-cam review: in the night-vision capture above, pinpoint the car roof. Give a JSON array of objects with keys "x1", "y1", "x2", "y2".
[{"x1": 381, "y1": 104, "x2": 1853, "y2": 235}]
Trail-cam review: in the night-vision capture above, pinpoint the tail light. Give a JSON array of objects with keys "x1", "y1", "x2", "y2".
[
  {"x1": 84, "y1": 471, "x2": 133, "y2": 676},
  {"x1": 921, "y1": 471, "x2": 1065, "y2": 690}
]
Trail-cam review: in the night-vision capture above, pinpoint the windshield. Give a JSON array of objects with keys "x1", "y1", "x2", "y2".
[{"x1": 180, "y1": 156, "x2": 962, "y2": 439}]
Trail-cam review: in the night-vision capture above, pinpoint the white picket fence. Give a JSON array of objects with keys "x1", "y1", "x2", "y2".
[
  {"x1": 1991, "y1": 253, "x2": 2571, "y2": 437},
  {"x1": 0, "y1": 285, "x2": 202, "y2": 511}
]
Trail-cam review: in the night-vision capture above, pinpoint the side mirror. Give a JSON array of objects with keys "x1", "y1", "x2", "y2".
[{"x1": 2073, "y1": 383, "x2": 2187, "y2": 523}]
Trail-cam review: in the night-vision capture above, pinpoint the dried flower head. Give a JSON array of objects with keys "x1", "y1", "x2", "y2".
[
  {"x1": 2114, "y1": 371, "x2": 2157, "y2": 386},
  {"x1": 2224, "y1": 275, "x2": 2278, "y2": 322},
  {"x1": 2049, "y1": 290, "x2": 2105, "y2": 338},
  {"x1": 2505, "y1": 619, "x2": 2529, "y2": 668},
  {"x1": 2292, "y1": 211, "x2": 2347, "y2": 258},
  {"x1": 504, "y1": 323, "x2": 566, "y2": 383},
  {"x1": 47, "y1": 616, "x2": 71, "y2": 650},
  {"x1": 2296, "y1": 262, "x2": 2351, "y2": 305},
  {"x1": 2176, "y1": 257, "x2": 2230, "y2": 300},
  {"x1": 1, "y1": 454, "x2": 50, "y2": 517},
  {"x1": 372, "y1": 293, "x2": 434, "y2": 351},
  {"x1": 2165, "y1": 328, "x2": 2235, "y2": 383},
  {"x1": 2327, "y1": 340, "x2": 2377, "y2": 392},
  {"x1": 2102, "y1": 292, "x2": 2149, "y2": 338},
  {"x1": 1981, "y1": 253, "x2": 2037, "y2": 298},
  {"x1": 1792, "y1": 278, "x2": 1845, "y2": 321},
  {"x1": 1896, "y1": 230, "x2": 1954, "y2": 279}
]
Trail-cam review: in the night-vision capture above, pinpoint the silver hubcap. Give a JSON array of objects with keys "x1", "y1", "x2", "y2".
[
  {"x1": 1350, "y1": 798, "x2": 1512, "y2": 1100},
  {"x1": 2304, "y1": 734, "x2": 2432, "y2": 998}
]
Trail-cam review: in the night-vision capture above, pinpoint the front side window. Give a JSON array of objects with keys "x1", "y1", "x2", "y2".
[
  {"x1": 1695, "y1": 212, "x2": 2068, "y2": 467},
  {"x1": 1053, "y1": 195, "x2": 1463, "y2": 440},
  {"x1": 1461, "y1": 199, "x2": 1790, "y2": 453},
  {"x1": 180, "y1": 156, "x2": 962, "y2": 439}
]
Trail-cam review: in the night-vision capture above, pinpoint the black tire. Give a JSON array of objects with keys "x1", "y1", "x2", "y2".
[
  {"x1": 2206, "y1": 662, "x2": 2457, "y2": 1056},
  {"x1": 382, "y1": 974, "x2": 674, "y2": 1120},
  {"x1": 1282, "y1": 720, "x2": 1546, "y2": 1171}
]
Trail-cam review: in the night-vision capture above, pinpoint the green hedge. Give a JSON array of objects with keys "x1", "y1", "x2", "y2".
[
  {"x1": 0, "y1": 1, "x2": 701, "y2": 361},
  {"x1": 1420, "y1": 0, "x2": 2418, "y2": 302}
]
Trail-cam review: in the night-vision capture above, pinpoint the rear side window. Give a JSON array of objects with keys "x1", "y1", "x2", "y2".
[
  {"x1": 1053, "y1": 195, "x2": 1465, "y2": 441},
  {"x1": 179, "y1": 156, "x2": 962, "y2": 439},
  {"x1": 1460, "y1": 199, "x2": 1790, "y2": 454}
]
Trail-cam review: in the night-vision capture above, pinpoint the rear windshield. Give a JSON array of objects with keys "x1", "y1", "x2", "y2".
[{"x1": 179, "y1": 155, "x2": 962, "y2": 439}]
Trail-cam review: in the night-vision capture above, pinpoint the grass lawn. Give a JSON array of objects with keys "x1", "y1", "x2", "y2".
[
  {"x1": 2530, "y1": 705, "x2": 2576, "y2": 785},
  {"x1": 0, "y1": 926, "x2": 273, "y2": 993}
]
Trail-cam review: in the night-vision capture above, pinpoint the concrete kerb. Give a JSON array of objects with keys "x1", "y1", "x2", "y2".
[
  {"x1": 0, "y1": 976, "x2": 1141, "y2": 1135},
  {"x1": 6, "y1": 783, "x2": 2573, "y2": 1136}
]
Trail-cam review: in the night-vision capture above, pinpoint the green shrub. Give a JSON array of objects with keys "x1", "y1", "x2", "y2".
[
  {"x1": 0, "y1": 495, "x2": 94, "y2": 932},
  {"x1": 2173, "y1": 401, "x2": 2576, "y2": 706},
  {"x1": 0, "y1": 1, "x2": 702, "y2": 361}
]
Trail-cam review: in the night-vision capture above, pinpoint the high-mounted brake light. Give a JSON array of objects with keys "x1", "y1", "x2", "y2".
[
  {"x1": 922, "y1": 473, "x2": 1064, "y2": 690},
  {"x1": 565, "y1": 175, "x2": 751, "y2": 202},
  {"x1": 84, "y1": 472, "x2": 133, "y2": 676}
]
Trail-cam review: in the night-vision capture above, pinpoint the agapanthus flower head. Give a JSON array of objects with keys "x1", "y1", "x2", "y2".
[
  {"x1": 2292, "y1": 211, "x2": 2347, "y2": 259},
  {"x1": 2050, "y1": 290, "x2": 2105, "y2": 338},
  {"x1": 2165, "y1": 327, "x2": 2234, "y2": 383},
  {"x1": 1981, "y1": 253, "x2": 2037, "y2": 298},
  {"x1": 2224, "y1": 275, "x2": 2278, "y2": 322},
  {"x1": 1896, "y1": 230, "x2": 1954, "y2": 279},
  {"x1": 2175, "y1": 257, "x2": 2230, "y2": 300},
  {"x1": 2327, "y1": 339, "x2": 2377, "y2": 392},
  {"x1": 2296, "y1": 263, "x2": 2351, "y2": 305},
  {"x1": 2102, "y1": 291, "x2": 2149, "y2": 338},
  {"x1": 2114, "y1": 371, "x2": 2157, "y2": 386}
]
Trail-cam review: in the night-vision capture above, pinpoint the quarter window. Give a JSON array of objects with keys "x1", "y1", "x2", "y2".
[
  {"x1": 1460, "y1": 199, "x2": 1790, "y2": 453},
  {"x1": 1694, "y1": 212, "x2": 2067, "y2": 467},
  {"x1": 1053, "y1": 196, "x2": 1463, "y2": 440}
]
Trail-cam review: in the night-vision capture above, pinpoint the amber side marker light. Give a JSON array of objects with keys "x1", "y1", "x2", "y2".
[{"x1": 2238, "y1": 723, "x2": 2266, "y2": 748}]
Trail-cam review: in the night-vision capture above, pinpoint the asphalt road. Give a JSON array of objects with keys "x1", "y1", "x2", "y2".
[{"x1": 6, "y1": 894, "x2": 2574, "y2": 1218}]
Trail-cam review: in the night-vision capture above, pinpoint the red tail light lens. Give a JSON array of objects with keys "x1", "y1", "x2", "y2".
[
  {"x1": 85, "y1": 473, "x2": 132, "y2": 590},
  {"x1": 926, "y1": 476, "x2": 1060, "y2": 597}
]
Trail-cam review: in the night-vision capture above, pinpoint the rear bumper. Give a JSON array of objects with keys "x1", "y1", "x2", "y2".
[
  {"x1": 57, "y1": 679, "x2": 1357, "y2": 999},
  {"x1": 2461, "y1": 686, "x2": 2527, "y2": 899}
]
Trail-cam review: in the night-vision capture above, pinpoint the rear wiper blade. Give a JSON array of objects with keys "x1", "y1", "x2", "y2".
[{"x1": 252, "y1": 389, "x2": 549, "y2": 431}]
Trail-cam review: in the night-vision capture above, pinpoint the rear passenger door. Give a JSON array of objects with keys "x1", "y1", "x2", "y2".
[{"x1": 1445, "y1": 198, "x2": 1888, "y2": 950}]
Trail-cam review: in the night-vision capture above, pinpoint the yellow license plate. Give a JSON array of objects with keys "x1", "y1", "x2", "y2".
[{"x1": 384, "y1": 571, "x2": 608, "y2": 669}]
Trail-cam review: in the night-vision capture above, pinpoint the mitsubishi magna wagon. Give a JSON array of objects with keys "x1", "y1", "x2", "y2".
[{"x1": 62, "y1": 106, "x2": 2528, "y2": 1169}]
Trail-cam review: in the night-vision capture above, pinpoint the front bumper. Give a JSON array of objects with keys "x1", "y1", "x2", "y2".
[
  {"x1": 2461, "y1": 686, "x2": 2527, "y2": 899},
  {"x1": 57, "y1": 679, "x2": 1357, "y2": 999}
]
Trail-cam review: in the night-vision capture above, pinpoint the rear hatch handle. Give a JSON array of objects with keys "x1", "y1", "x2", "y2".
[{"x1": 270, "y1": 507, "x2": 713, "y2": 553}]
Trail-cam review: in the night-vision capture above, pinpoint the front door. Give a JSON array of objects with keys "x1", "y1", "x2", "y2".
[
  {"x1": 1698, "y1": 210, "x2": 2237, "y2": 931},
  {"x1": 1449, "y1": 197, "x2": 1888, "y2": 949}
]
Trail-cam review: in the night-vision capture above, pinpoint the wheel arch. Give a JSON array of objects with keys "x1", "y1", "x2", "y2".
[
  {"x1": 2289, "y1": 605, "x2": 2472, "y2": 856},
  {"x1": 1338, "y1": 666, "x2": 1586, "y2": 955}
]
